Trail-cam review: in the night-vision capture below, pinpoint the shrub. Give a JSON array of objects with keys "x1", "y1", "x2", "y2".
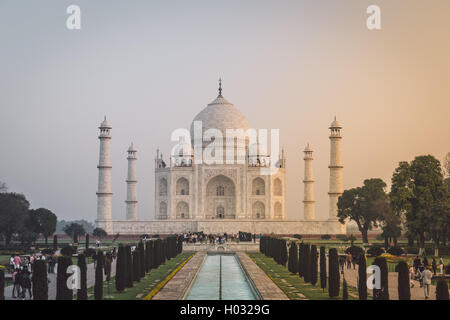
[
  {"x1": 84, "y1": 248, "x2": 96, "y2": 258},
  {"x1": 321, "y1": 234, "x2": 331, "y2": 240},
  {"x1": 298, "y1": 243, "x2": 304, "y2": 278},
  {"x1": 345, "y1": 246, "x2": 364, "y2": 262},
  {"x1": 342, "y1": 278, "x2": 348, "y2": 300},
  {"x1": 0, "y1": 269, "x2": 4, "y2": 300},
  {"x1": 60, "y1": 245, "x2": 76, "y2": 256},
  {"x1": 41, "y1": 248, "x2": 54, "y2": 255},
  {"x1": 53, "y1": 235, "x2": 58, "y2": 251},
  {"x1": 397, "y1": 261, "x2": 410, "y2": 300},
  {"x1": 138, "y1": 241, "x2": 145, "y2": 278},
  {"x1": 336, "y1": 234, "x2": 347, "y2": 241},
  {"x1": 287, "y1": 242, "x2": 298, "y2": 274},
  {"x1": 115, "y1": 244, "x2": 126, "y2": 292},
  {"x1": 367, "y1": 246, "x2": 384, "y2": 257},
  {"x1": 387, "y1": 246, "x2": 404, "y2": 256},
  {"x1": 94, "y1": 251, "x2": 104, "y2": 300},
  {"x1": 436, "y1": 280, "x2": 449, "y2": 300},
  {"x1": 373, "y1": 257, "x2": 389, "y2": 300},
  {"x1": 328, "y1": 248, "x2": 340, "y2": 298},
  {"x1": 320, "y1": 246, "x2": 327, "y2": 291},
  {"x1": 125, "y1": 245, "x2": 133, "y2": 288},
  {"x1": 77, "y1": 253, "x2": 87, "y2": 300},
  {"x1": 133, "y1": 250, "x2": 140, "y2": 282},
  {"x1": 85, "y1": 234, "x2": 89, "y2": 249},
  {"x1": 310, "y1": 245, "x2": 318, "y2": 286},
  {"x1": 32, "y1": 260, "x2": 48, "y2": 300},
  {"x1": 358, "y1": 254, "x2": 367, "y2": 300},
  {"x1": 303, "y1": 244, "x2": 311, "y2": 283},
  {"x1": 56, "y1": 256, "x2": 73, "y2": 300},
  {"x1": 293, "y1": 234, "x2": 302, "y2": 240}
]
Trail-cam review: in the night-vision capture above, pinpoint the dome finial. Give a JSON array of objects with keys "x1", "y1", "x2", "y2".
[{"x1": 218, "y1": 78, "x2": 222, "y2": 97}]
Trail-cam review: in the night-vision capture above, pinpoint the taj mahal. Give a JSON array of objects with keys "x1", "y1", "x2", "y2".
[{"x1": 95, "y1": 82, "x2": 346, "y2": 235}]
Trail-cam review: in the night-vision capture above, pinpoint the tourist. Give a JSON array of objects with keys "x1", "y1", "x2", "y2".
[
  {"x1": 418, "y1": 263, "x2": 425, "y2": 287},
  {"x1": 420, "y1": 266, "x2": 433, "y2": 299},
  {"x1": 339, "y1": 256, "x2": 345, "y2": 274},
  {"x1": 9, "y1": 255, "x2": 15, "y2": 273},
  {"x1": 346, "y1": 253, "x2": 352, "y2": 269},
  {"x1": 413, "y1": 256, "x2": 421, "y2": 274},
  {"x1": 20, "y1": 266, "x2": 32, "y2": 300},
  {"x1": 431, "y1": 258, "x2": 437, "y2": 276},
  {"x1": 439, "y1": 257, "x2": 444, "y2": 275},
  {"x1": 96, "y1": 239, "x2": 100, "y2": 248},
  {"x1": 409, "y1": 265, "x2": 415, "y2": 288},
  {"x1": 13, "y1": 254, "x2": 21, "y2": 269},
  {"x1": 12, "y1": 268, "x2": 21, "y2": 298}
]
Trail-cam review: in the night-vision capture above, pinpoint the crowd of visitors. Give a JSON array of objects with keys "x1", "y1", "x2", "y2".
[{"x1": 181, "y1": 232, "x2": 258, "y2": 244}]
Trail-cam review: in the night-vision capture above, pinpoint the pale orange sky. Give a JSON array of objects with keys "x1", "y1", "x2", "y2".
[{"x1": 0, "y1": 1, "x2": 449, "y2": 221}]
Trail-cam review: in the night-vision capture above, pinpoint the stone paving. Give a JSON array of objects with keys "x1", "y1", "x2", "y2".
[
  {"x1": 5, "y1": 259, "x2": 117, "y2": 300},
  {"x1": 153, "y1": 252, "x2": 206, "y2": 300},
  {"x1": 236, "y1": 252, "x2": 288, "y2": 300}
]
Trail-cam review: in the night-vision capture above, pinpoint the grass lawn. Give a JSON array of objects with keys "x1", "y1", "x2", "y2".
[
  {"x1": 86, "y1": 252, "x2": 194, "y2": 300},
  {"x1": 248, "y1": 252, "x2": 358, "y2": 300}
]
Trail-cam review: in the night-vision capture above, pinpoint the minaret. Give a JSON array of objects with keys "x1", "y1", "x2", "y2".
[
  {"x1": 303, "y1": 143, "x2": 315, "y2": 220},
  {"x1": 328, "y1": 117, "x2": 343, "y2": 220},
  {"x1": 96, "y1": 117, "x2": 113, "y2": 233},
  {"x1": 125, "y1": 143, "x2": 138, "y2": 221}
]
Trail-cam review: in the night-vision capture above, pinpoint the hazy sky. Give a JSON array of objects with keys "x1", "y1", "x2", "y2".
[{"x1": 0, "y1": 1, "x2": 449, "y2": 222}]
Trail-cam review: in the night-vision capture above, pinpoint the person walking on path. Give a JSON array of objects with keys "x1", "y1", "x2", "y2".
[
  {"x1": 12, "y1": 268, "x2": 21, "y2": 298},
  {"x1": 13, "y1": 254, "x2": 21, "y2": 269},
  {"x1": 431, "y1": 258, "x2": 437, "y2": 276},
  {"x1": 19, "y1": 266, "x2": 32, "y2": 300},
  {"x1": 346, "y1": 253, "x2": 352, "y2": 269},
  {"x1": 439, "y1": 257, "x2": 444, "y2": 276},
  {"x1": 409, "y1": 265, "x2": 415, "y2": 288},
  {"x1": 9, "y1": 255, "x2": 15, "y2": 273},
  {"x1": 420, "y1": 267, "x2": 433, "y2": 299},
  {"x1": 413, "y1": 256, "x2": 421, "y2": 275}
]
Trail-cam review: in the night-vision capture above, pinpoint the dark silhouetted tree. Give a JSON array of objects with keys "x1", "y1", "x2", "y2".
[
  {"x1": 94, "y1": 251, "x2": 104, "y2": 300},
  {"x1": 125, "y1": 245, "x2": 133, "y2": 288},
  {"x1": 32, "y1": 260, "x2": 48, "y2": 300},
  {"x1": 56, "y1": 256, "x2": 73, "y2": 300},
  {"x1": 328, "y1": 248, "x2": 340, "y2": 298},
  {"x1": 320, "y1": 246, "x2": 327, "y2": 291},
  {"x1": 397, "y1": 261, "x2": 410, "y2": 300},
  {"x1": 77, "y1": 253, "x2": 88, "y2": 300},
  {"x1": 436, "y1": 279, "x2": 449, "y2": 300},
  {"x1": 310, "y1": 245, "x2": 318, "y2": 286},
  {"x1": 115, "y1": 244, "x2": 126, "y2": 292},
  {"x1": 358, "y1": 253, "x2": 367, "y2": 300},
  {"x1": 303, "y1": 244, "x2": 311, "y2": 283},
  {"x1": 288, "y1": 242, "x2": 298, "y2": 274}
]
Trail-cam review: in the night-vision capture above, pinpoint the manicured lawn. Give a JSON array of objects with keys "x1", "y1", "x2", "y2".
[
  {"x1": 248, "y1": 252, "x2": 358, "y2": 300},
  {"x1": 86, "y1": 252, "x2": 194, "y2": 300}
]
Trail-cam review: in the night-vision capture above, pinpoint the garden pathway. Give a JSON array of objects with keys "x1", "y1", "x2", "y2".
[{"x1": 4, "y1": 259, "x2": 117, "y2": 300}]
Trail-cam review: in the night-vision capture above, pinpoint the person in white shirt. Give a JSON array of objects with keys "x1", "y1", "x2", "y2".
[
  {"x1": 439, "y1": 257, "x2": 444, "y2": 276},
  {"x1": 409, "y1": 265, "x2": 415, "y2": 288},
  {"x1": 420, "y1": 267, "x2": 433, "y2": 299}
]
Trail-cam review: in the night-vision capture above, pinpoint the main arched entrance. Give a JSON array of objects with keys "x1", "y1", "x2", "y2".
[{"x1": 205, "y1": 175, "x2": 236, "y2": 219}]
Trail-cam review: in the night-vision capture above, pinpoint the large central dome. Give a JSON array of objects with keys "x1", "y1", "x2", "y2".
[{"x1": 190, "y1": 93, "x2": 250, "y2": 144}]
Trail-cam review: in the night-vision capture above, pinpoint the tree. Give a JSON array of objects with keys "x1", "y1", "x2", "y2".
[
  {"x1": 94, "y1": 251, "x2": 104, "y2": 300},
  {"x1": 310, "y1": 245, "x2": 318, "y2": 286},
  {"x1": 342, "y1": 278, "x2": 348, "y2": 300},
  {"x1": 319, "y1": 246, "x2": 327, "y2": 291},
  {"x1": 287, "y1": 242, "x2": 298, "y2": 274},
  {"x1": 133, "y1": 250, "x2": 141, "y2": 282},
  {"x1": 373, "y1": 257, "x2": 389, "y2": 300},
  {"x1": 390, "y1": 156, "x2": 450, "y2": 255},
  {"x1": 436, "y1": 279, "x2": 449, "y2": 300},
  {"x1": 0, "y1": 181, "x2": 7, "y2": 193},
  {"x1": 85, "y1": 234, "x2": 90, "y2": 249},
  {"x1": 0, "y1": 269, "x2": 4, "y2": 300},
  {"x1": 358, "y1": 253, "x2": 367, "y2": 300},
  {"x1": 337, "y1": 179, "x2": 389, "y2": 244},
  {"x1": 298, "y1": 243, "x2": 304, "y2": 278},
  {"x1": 63, "y1": 222, "x2": 86, "y2": 242},
  {"x1": 303, "y1": 244, "x2": 311, "y2": 283},
  {"x1": 93, "y1": 227, "x2": 107, "y2": 239},
  {"x1": 125, "y1": 245, "x2": 133, "y2": 288},
  {"x1": 32, "y1": 260, "x2": 48, "y2": 300},
  {"x1": 0, "y1": 193, "x2": 30, "y2": 245},
  {"x1": 328, "y1": 248, "x2": 340, "y2": 298},
  {"x1": 115, "y1": 244, "x2": 126, "y2": 292},
  {"x1": 31, "y1": 208, "x2": 57, "y2": 246},
  {"x1": 77, "y1": 253, "x2": 88, "y2": 300},
  {"x1": 397, "y1": 261, "x2": 410, "y2": 300},
  {"x1": 53, "y1": 235, "x2": 58, "y2": 251},
  {"x1": 56, "y1": 256, "x2": 73, "y2": 300},
  {"x1": 138, "y1": 241, "x2": 146, "y2": 277}
]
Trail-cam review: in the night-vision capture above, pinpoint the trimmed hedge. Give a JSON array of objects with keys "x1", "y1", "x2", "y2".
[
  {"x1": 367, "y1": 246, "x2": 384, "y2": 257},
  {"x1": 387, "y1": 246, "x2": 404, "y2": 256}
]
